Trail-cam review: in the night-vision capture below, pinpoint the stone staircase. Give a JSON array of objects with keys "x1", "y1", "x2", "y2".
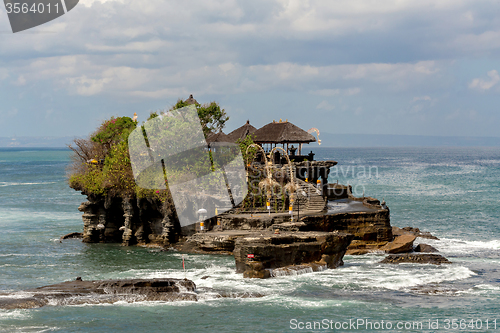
[{"x1": 293, "y1": 179, "x2": 327, "y2": 212}]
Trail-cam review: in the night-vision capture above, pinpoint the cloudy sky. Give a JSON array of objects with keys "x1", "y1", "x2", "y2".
[{"x1": 1, "y1": 0, "x2": 500, "y2": 138}]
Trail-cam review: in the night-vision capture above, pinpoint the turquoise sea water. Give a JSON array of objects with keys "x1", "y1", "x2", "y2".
[{"x1": 1, "y1": 147, "x2": 499, "y2": 332}]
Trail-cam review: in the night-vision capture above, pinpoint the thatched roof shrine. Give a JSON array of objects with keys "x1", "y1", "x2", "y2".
[
  {"x1": 252, "y1": 120, "x2": 316, "y2": 144},
  {"x1": 205, "y1": 131, "x2": 231, "y2": 147},
  {"x1": 227, "y1": 120, "x2": 257, "y2": 142}
]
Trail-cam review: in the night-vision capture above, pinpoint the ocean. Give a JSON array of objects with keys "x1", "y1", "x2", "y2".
[{"x1": 0, "y1": 147, "x2": 499, "y2": 332}]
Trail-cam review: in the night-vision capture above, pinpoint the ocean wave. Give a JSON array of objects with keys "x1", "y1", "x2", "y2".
[
  {"x1": 309, "y1": 258, "x2": 475, "y2": 293},
  {"x1": 421, "y1": 238, "x2": 500, "y2": 254},
  {"x1": 475, "y1": 159, "x2": 500, "y2": 165},
  {"x1": 0, "y1": 182, "x2": 57, "y2": 187}
]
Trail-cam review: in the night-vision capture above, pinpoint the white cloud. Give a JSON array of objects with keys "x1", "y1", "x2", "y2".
[
  {"x1": 469, "y1": 70, "x2": 500, "y2": 91},
  {"x1": 446, "y1": 109, "x2": 478, "y2": 121},
  {"x1": 310, "y1": 88, "x2": 360, "y2": 96},
  {"x1": 1, "y1": 0, "x2": 500, "y2": 138},
  {"x1": 0, "y1": 68, "x2": 9, "y2": 81},
  {"x1": 8, "y1": 108, "x2": 18, "y2": 117},
  {"x1": 130, "y1": 88, "x2": 189, "y2": 99},
  {"x1": 316, "y1": 100, "x2": 335, "y2": 111},
  {"x1": 80, "y1": 0, "x2": 124, "y2": 7},
  {"x1": 68, "y1": 75, "x2": 112, "y2": 96},
  {"x1": 14, "y1": 75, "x2": 26, "y2": 86},
  {"x1": 412, "y1": 96, "x2": 432, "y2": 102},
  {"x1": 85, "y1": 40, "x2": 168, "y2": 52}
]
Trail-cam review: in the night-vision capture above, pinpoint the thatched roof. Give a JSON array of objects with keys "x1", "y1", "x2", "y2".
[
  {"x1": 227, "y1": 120, "x2": 257, "y2": 142},
  {"x1": 252, "y1": 120, "x2": 316, "y2": 144},
  {"x1": 184, "y1": 94, "x2": 198, "y2": 105},
  {"x1": 206, "y1": 131, "x2": 231, "y2": 146}
]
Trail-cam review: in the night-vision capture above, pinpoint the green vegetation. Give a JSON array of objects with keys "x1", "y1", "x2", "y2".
[
  {"x1": 68, "y1": 116, "x2": 138, "y2": 197},
  {"x1": 68, "y1": 98, "x2": 231, "y2": 201}
]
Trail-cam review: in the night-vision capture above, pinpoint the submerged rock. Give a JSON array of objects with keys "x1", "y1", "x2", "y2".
[
  {"x1": 0, "y1": 278, "x2": 196, "y2": 309},
  {"x1": 380, "y1": 253, "x2": 451, "y2": 265}
]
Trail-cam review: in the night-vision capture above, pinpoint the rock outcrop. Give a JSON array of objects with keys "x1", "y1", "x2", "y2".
[
  {"x1": 380, "y1": 253, "x2": 451, "y2": 265},
  {"x1": 392, "y1": 226, "x2": 439, "y2": 240},
  {"x1": 300, "y1": 209, "x2": 392, "y2": 242},
  {"x1": 0, "y1": 278, "x2": 197, "y2": 309},
  {"x1": 232, "y1": 231, "x2": 354, "y2": 278},
  {"x1": 379, "y1": 234, "x2": 416, "y2": 254},
  {"x1": 60, "y1": 232, "x2": 83, "y2": 240}
]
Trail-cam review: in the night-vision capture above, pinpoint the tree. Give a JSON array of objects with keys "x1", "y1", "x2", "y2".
[{"x1": 170, "y1": 98, "x2": 229, "y2": 136}]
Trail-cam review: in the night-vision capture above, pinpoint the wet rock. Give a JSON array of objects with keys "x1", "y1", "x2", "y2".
[
  {"x1": 380, "y1": 234, "x2": 416, "y2": 254},
  {"x1": 414, "y1": 243, "x2": 439, "y2": 253},
  {"x1": 0, "y1": 278, "x2": 197, "y2": 309},
  {"x1": 380, "y1": 253, "x2": 451, "y2": 265}
]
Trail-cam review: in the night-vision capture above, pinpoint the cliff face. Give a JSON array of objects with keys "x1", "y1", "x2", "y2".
[{"x1": 78, "y1": 195, "x2": 179, "y2": 246}]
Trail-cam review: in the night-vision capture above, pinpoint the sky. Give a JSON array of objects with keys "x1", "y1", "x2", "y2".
[{"x1": 1, "y1": 0, "x2": 500, "y2": 139}]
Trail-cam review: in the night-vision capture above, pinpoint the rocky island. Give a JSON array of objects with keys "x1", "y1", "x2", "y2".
[{"x1": 67, "y1": 95, "x2": 446, "y2": 281}]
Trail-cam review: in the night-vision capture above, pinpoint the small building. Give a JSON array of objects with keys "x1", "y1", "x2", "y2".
[{"x1": 184, "y1": 94, "x2": 198, "y2": 105}]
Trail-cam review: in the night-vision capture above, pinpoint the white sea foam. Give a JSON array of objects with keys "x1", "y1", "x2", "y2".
[
  {"x1": 474, "y1": 284, "x2": 500, "y2": 291},
  {"x1": 263, "y1": 294, "x2": 344, "y2": 308},
  {"x1": 0, "y1": 309, "x2": 31, "y2": 319}
]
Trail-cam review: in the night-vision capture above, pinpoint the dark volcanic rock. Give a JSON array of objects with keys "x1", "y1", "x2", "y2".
[
  {"x1": 380, "y1": 253, "x2": 451, "y2": 265},
  {"x1": 414, "y1": 243, "x2": 439, "y2": 253},
  {"x1": 0, "y1": 278, "x2": 196, "y2": 309}
]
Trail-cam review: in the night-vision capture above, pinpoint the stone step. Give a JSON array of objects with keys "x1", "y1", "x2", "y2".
[{"x1": 292, "y1": 179, "x2": 326, "y2": 212}]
